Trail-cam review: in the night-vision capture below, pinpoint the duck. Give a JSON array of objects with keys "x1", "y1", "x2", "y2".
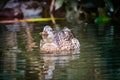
[
  {"x1": 40, "y1": 25, "x2": 80, "y2": 53},
  {"x1": 40, "y1": 25, "x2": 59, "y2": 52}
]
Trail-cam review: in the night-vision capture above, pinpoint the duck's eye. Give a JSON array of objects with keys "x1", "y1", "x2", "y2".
[{"x1": 50, "y1": 29, "x2": 52, "y2": 31}]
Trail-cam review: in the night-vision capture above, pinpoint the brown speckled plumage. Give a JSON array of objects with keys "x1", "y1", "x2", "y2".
[{"x1": 40, "y1": 25, "x2": 80, "y2": 53}]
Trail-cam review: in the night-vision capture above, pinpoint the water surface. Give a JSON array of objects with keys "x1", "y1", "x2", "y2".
[{"x1": 0, "y1": 22, "x2": 120, "y2": 80}]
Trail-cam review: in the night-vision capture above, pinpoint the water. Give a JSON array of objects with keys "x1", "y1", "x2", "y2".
[{"x1": 0, "y1": 22, "x2": 120, "y2": 80}]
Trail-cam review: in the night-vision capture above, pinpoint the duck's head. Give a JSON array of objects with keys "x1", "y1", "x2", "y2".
[
  {"x1": 40, "y1": 25, "x2": 55, "y2": 43},
  {"x1": 40, "y1": 25, "x2": 53, "y2": 37},
  {"x1": 43, "y1": 25, "x2": 53, "y2": 35}
]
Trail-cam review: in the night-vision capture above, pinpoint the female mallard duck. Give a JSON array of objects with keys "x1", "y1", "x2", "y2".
[{"x1": 40, "y1": 25, "x2": 80, "y2": 53}]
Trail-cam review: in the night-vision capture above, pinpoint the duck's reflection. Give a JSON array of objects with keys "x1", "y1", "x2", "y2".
[{"x1": 42, "y1": 49, "x2": 80, "y2": 80}]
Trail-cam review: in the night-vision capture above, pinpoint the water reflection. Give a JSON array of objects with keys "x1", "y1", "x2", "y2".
[
  {"x1": 0, "y1": 30, "x2": 22, "y2": 80},
  {"x1": 2, "y1": 52, "x2": 17, "y2": 80},
  {"x1": 0, "y1": 22, "x2": 120, "y2": 80},
  {"x1": 42, "y1": 50, "x2": 80, "y2": 80}
]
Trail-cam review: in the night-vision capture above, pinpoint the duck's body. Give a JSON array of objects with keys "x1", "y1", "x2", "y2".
[{"x1": 40, "y1": 25, "x2": 80, "y2": 53}]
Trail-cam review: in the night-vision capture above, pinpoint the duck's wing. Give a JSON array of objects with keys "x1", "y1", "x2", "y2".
[
  {"x1": 71, "y1": 38, "x2": 80, "y2": 49},
  {"x1": 62, "y1": 27, "x2": 74, "y2": 41},
  {"x1": 53, "y1": 30, "x2": 66, "y2": 48}
]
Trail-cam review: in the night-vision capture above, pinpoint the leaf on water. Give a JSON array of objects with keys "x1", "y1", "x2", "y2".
[
  {"x1": 55, "y1": 0, "x2": 64, "y2": 10},
  {"x1": 94, "y1": 16, "x2": 111, "y2": 24}
]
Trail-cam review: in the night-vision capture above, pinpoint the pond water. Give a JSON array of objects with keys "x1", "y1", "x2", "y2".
[{"x1": 0, "y1": 21, "x2": 120, "y2": 80}]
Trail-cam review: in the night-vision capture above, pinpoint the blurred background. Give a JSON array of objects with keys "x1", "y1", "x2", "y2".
[{"x1": 0, "y1": 0, "x2": 120, "y2": 80}]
